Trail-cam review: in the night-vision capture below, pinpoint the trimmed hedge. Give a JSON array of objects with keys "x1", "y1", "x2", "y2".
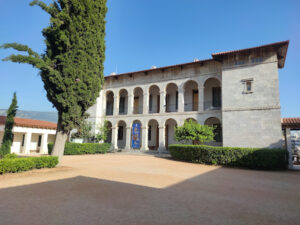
[
  {"x1": 0, "y1": 156, "x2": 58, "y2": 174},
  {"x1": 48, "y1": 142, "x2": 111, "y2": 155},
  {"x1": 169, "y1": 144, "x2": 288, "y2": 170}
]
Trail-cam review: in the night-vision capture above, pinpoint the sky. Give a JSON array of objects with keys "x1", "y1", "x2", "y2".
[{"x1": 0, "y1": 0, "x2": 299, "y2": 117}]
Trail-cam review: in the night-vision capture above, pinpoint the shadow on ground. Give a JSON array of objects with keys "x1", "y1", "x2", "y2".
[{"x1": 0, "y1": 167, "x2": 299, "y2": 225}]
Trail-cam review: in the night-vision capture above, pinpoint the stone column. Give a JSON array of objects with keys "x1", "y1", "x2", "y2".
[
  {"x1": 178, "y1": 87, "x2": 184, "y2": 113},
  {"x1": 40, "y1": 133, "x2": 48, "y2": 154},
  {"x1": 160, "y1": 91, "x2": 166, "y2": 113},
  {"x1": 285, "y1": 128, "x2": 293, "y2": 169},
  {"x1": 125, "y1": 126, "x2": 131, "y2": 150},
  {"x1": 142, "y1": 126, "x2": 149, "y2": 151},
  {"x1": 198, "y1": 85, "x2": 204, "y2": 112},
  {"x1": 111, "y1": 126, "x2": 118, "y2": 150},
  {"x1": 158, "y1": 126, "x2": 165, "y2": 153},
  {"x1": 128, "y1": 93, "x2": 133, "y2": 115},
  {"x1": 23, "y1": 132, "x2": 32, "y2": 154},
  {"x1": 143, "y1": 92, "x2": 149, "y2": 114},
  {"x1": 113, "y1": 94, "x2": 119, "y2": 116}
]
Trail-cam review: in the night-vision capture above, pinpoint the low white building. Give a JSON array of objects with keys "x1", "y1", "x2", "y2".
[
  {"x1": 87, "y1": 40, "x2": 289, "y2": 152},
  {"x1": 0, "y1": 116, "x2": 56, "y2": 154}
]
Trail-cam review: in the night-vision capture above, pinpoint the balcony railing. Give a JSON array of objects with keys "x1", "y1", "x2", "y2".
[{"x1": 204, "y1": 101, "x2": 221, "y2": 111}]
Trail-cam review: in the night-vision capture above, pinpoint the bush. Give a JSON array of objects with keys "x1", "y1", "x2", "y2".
[
  {"x1": 0, "y1": 141, "x2": 12, "y2": 157},
  {"x1": 0, "y1": 156, "x2": 58, "y2": 174},
  {"x1": 48, "y1": 142, "x2": 111, "y2": 155},
  {"x1": 169, "y1": 144, "x2": 288, "y2": 170}
]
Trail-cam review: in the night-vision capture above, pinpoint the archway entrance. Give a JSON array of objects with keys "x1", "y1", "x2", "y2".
[
  {"x1": 148, "y1": 119, "x2": 159, "y2": 150},
  {"x1": 104, "y1": 121, "x2": 112, "y2": 144},
  {"x1": 117, "y1": 120, "x2": 127, "y2": 149},
  {"x1": 204, "y1": 117, "x2": 222, "y2": 144},
  {"x1": 165, "y1": 119, "x2": 177, "y2": 150}
]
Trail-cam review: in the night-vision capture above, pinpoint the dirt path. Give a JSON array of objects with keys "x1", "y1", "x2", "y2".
[{"x1": 0, "y1": 154, "x2": 299, "y2": 225}]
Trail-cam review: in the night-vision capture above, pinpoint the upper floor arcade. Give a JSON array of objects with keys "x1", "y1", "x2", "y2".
[{"x1": 103, "y1": 76, "x2": 222, "y2": 117}]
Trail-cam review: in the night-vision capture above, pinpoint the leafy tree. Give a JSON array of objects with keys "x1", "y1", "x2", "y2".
[
  {"x1": 71, "y1": 120, "x2": 92, "y2": 140},
  {"x1": 0, "y1": 93, "x2": 18, "y2": 156},
  {"x1": 1, "y1": 0, "x2": 107, "y2": 162},
  {"x1": 94, "y1": 120, "x2": 110, "y2": 142},
  {"x1": 174, "y1": 119, "x2": 215, "y2": 144}
]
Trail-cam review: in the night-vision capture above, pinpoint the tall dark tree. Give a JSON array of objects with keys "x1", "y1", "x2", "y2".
[
  {"x1": 1, "y1": 0, "x2": 107, "y2": 162},
  {"x1": 1, "y1": 93, "x2": 18, "y2": 156}
]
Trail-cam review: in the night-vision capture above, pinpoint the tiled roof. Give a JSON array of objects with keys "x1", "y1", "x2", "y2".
[
  {"x1": 282, "y1": 117, "x2": 300, "y2": 130},
  {"x1": 0, "y1": 116, "x2": 57, "y2": 130},
  {"x1": 104, "y1": 40, "x2": 289, "y2": 80},
  {"x1": 212, "y1": 40, "x2": 289, "y2": 68}
]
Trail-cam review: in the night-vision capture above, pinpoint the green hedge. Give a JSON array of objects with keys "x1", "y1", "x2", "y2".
[
  {"x1": 0, "y1": 156, "x2": 58, "y2": 174},
  {"x1": 169, "y1": 144, "x2": 288, "y2": 170},
  {"x1": 48, "y1": 142, "x2": 111, "y2": 155}
]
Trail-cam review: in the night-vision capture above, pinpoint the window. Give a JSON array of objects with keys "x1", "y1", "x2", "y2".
[
  {"x1": 148, "y1": 125, "x2": 152, "y2": 141},
  {"x1": 118, "y1": 126, "x2": 123, "y2": 140},
  {"x1": 119, "y1": 97, "x2": 125, "y2": 114},
  {"x1": 175, "y1": 91, "x2": 178, "y2": 110},
  {"x1": 21, "y1": 134, "x2": 25, "y2": 147},
  {"x1": 212, "y1": 87, "x2": 221, "y2": 107},
  {"x1": 38, "y1": 135, "x2": 42, "y2": 147},
  {"x1": 242, "y1": 78, "x2": 253, "y2": 94},
  {"x1": 251, "y1": 57, "x2": 263, "y2": 63},
  {"x1": 149, "y1": 94, "x2": 153, "y2": 111}
]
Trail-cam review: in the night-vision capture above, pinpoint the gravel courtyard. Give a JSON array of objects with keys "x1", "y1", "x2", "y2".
[{"x1": 0, "y1": 154, "x2": 299, "y2": 225}]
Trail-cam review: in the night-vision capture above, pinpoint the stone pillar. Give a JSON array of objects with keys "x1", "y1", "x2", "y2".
[
  {"x1": 178, "y1": 87, "x2": 184, "y2": 113},
  {"x1": 198, "y1": 85, "x2": 204, "y2": 112},
  {"x1": 40, "y1": 133, "x2": 48, "y2": 154},
  {"x1": 143, "y1": 92, "x2": 149, "y2": 114},
  {"x1": 128, "y1": 93, "x2": 133, "y2": 115},
  {"x1": 113, "y1": 94, "x2": 119, "y2": 116},
  {"x1": 125, "y1": 126, "x2": 131, "y2": 150},
  {"x1": 23, "y1": 132, "x2": 32, "y2": 154},
  {"x1": 142, "y1": 126, "x2": 149, "y2": 151},
  {"x1": 160, "y1": 91, "x2": 166, "y2": 113},
  {"x1": 111, "y1": 127, "x2": 118, "y2": 150},
  {"x1": 285, "y1": 128, "x2": 293, "y2": 169},
  {"x1": 158, "y1": 126, "x2": 165, "y2": 153}
]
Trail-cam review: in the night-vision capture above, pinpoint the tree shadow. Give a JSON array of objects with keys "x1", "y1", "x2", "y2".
[{"x1": 0, "y1": 167, "x2": 299, "y2": 225}]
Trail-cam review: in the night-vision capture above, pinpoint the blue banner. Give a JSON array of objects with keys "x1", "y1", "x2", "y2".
[{"x1": 132, "y1": 122, "x2": 141, "y2": 149}]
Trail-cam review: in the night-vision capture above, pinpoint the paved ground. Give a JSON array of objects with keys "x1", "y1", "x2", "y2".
[{"x1": 0, "y1": 154, "x2": 299, "y2": 225}]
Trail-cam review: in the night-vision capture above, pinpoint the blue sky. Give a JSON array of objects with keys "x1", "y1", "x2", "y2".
[{"x1": 0, "y1": 0, "x2": 299, "y2": 117}]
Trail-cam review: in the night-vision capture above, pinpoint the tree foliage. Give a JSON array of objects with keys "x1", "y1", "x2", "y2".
[
  {"x1": 0, "y1": 93, "x2": 18, "y2": 156},
  {"x1": 94, "y1": 120, "x2": 110, "y2": 142},
  {"x1": 174, "y1": 119, "x2": 215, "y2": 144},
  {"x1": 1, "y1": 0, "x2": 107, "y2": 159}
]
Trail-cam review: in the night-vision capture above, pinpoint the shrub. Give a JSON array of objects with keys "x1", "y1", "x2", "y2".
[
  {"x1": 169, "y1": 144, "x2": 288, "y2": 170},
  {"x1": 48, "y1": 142, "x2": 111, "y2": 155},
  {"x1": 175, "y1": 119, "x2": 215, "y2": 144},
  {"x1": 0, "y1": 156, "x2": 58, "y2": 174}
]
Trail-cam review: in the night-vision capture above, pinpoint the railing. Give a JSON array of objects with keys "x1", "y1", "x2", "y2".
[{"x1": 204, "y1": 101, "x2": 221, "y2": 111}]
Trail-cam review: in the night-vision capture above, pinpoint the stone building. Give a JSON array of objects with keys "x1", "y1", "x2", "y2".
[{"x1": 87, "y1": 40, "x2": 289, "y2": 152}]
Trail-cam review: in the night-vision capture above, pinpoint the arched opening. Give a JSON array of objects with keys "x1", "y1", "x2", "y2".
[
  {"x1": 184, "y1": 80, "x2": 199, "y2": 112},
  {"x1": 166, "y1": 83, "x2": 178, "y2": 113},
  {"x1": 105, "y1": 91, "x2": 114, "y2": 116},
  {"x1": 131, "y1": 120, "x2": 142, "y2": 149},
  {"x1": 133, "y1": 87, "x2": 143, "y2": 114},
  {"x1": 204, "y1": 117, "x2": 222, "y2": 144},
  {"x1": 117, "y1": 120, "x2": 127, "y2": 149},
  {"x1": 119, "y1": 89, "x2": 128, "y2": 115},
  {"x1": 149, "y1": 85, "x2": 160, "y2": 113},
  {"x1": 204, "y1": 78, "x2": 221, "y2": 110},
  {"x1": 165, "y1": 118, "x2": 178, "y2": 150},
  {"x1": 148, "y1": 119, "x2": 159, "y2": 150},
  {"x1": 184, "y1": 118, "x2": 197, "y2": 123},
  {"x1": 104, "y1": 121, "x2": 112, "y2": 144}
]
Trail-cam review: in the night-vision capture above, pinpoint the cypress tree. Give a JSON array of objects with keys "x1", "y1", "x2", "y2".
[
  {"x1": 1, "y1": 0, "x2": 107, "y2": 162},
  {"x1": 1, "y1": 92, "x2": 18, "y2": 156}
]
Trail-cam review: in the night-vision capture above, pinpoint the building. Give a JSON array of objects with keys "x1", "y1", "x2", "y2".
[
  {"x1": 87, "y1": 40, "x2": 289, "y2": 153},
  {"x1": 0, "y1": 116, "x2": 56, "y2": 154}
]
